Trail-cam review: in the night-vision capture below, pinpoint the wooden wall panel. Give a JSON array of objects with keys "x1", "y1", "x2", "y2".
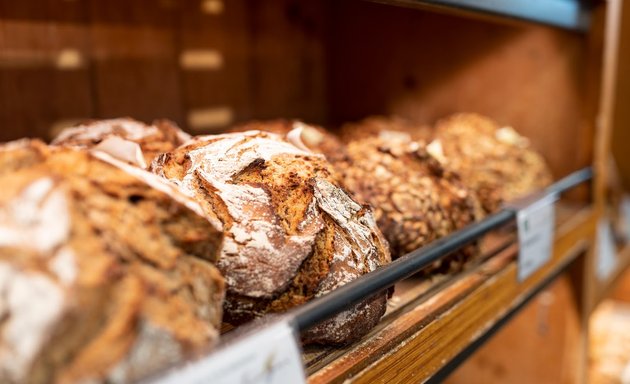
[
  {"x1": 247, "y1": 0, "x2": 327, "y2": 125},
  {"x1": 0, "y1": 0, "x2": 330, "y2": 138},
  {"x1": 88, "y1": 0, "x2": 184, "y2": 126},
  {"x1": 326, "y1": 0, "x2": 591, "y2": 180},
  {"x1": 177, "y1": 0, "x2": 252, "y2": 133},
  {"x1": 0, "y1": 0, "x2": 93, "y2": 141}
]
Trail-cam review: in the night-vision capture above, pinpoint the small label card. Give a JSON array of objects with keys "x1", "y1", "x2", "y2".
[
  {"x1": 596, "y1": 218, "x2": 617, "y2": 281},
  {"x1": 153, "y1": 319, "x2": 305, "y2": 384},
  {"x1": 515, "y1": 194, "x2": 557, "y2": 282}
]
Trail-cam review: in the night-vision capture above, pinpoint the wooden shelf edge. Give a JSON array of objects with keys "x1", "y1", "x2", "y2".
[
  {"x1": 593, "y1": 242, "x2": 630, "y2": 305},
  {"x1": 308, "y1": 206, "x2": 596, "y2": 384}
]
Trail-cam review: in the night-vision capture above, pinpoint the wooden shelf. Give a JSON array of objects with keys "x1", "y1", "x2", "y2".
[
  {"x1": 594, "y1": 242, "x2": 630, "y2": 305},
  {"x1": 305, "y1": 204, "x2": 596, "y2": 383}
]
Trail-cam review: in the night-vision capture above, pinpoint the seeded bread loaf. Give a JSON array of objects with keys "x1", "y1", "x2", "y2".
[
  {"x1": 334, "y1": 135, "x2": 484, "y2": 273},
  {"x1": 52, "y1": 118, "x2": 191, "y2": 169},
  {"x1": 230, "y1": 120, "x2": 348, "y2": 163},
  {"x1": 152, "y1": 130, "x2": 391, "y2": 345},
  {"x1": 0, "y1": 141, "x2": 224, "y2": 384},
  {"x1": 433, "y1": 113, "x2": 553, "y2": 213}
]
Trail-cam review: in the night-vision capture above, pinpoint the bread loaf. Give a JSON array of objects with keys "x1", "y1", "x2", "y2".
[
  {"x1": 52, "y1": 118, "x2": 190, "y2": 169},
  {"x1": 433, "y1": 113, "x2": 553, "y2": 213},
  {"x1": 230, "y1": 120, "x2": 348, "y2": 163},
  {"x1": 0, "y1": 139, "x2": 50, "y2": 176},
  {"x1": 0, "y1": 141, "x2": 224, "y2": 384},
  {"x1": 340, "y1": 115, "x2": 431, "y2": 144},
  {"x1": 334, "y1": 135, "x2": 483, "y2": 273},
  {"x1": 152, "y1": 130, "x2": 391, "y2": 344}
]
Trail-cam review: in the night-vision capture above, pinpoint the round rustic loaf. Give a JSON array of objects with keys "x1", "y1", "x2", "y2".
[
  {"x1": 334, "y1": 135, "x2": 484, "y2": 272},
  {"x1": 0, "y1": 141, "x2": 224, "y2": 384},
  {"x1": 230, "y1": 119, "x2": 348, "y2": 163},
  {"x1": 152, "y1": 130, "x2": 391, "y2": 345},
  {"x1": 433, "y1": 113, "x2": 553, "y2": 213},
  {"x1": 340, "y1": 115, "x2": 432, "y2": 144},
  {"x1": 0, "y1": 139, "x2": 50, "y2": 176},
  {"x1": 52, "y1": 118, "x2": 191, "y2": 169}
]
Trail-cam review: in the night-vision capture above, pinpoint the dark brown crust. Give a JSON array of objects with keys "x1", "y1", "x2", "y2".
[{"x1": 302, "y1": 293, "x2": 388, "y2": 345}]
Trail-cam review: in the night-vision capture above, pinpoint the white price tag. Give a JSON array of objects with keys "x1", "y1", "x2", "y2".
[
  {"x1": 596, "y1": 218, "x2": 617, "y2": 281},
  {"x1": 516, "y1": 195, "x2": 556, "y2": 282},
  {"x1": 153, "y1": 320, "x2": 305, "y2": 384},
  {"x1": 620, "y1": 195, "x2": 630, "y2": 241}
]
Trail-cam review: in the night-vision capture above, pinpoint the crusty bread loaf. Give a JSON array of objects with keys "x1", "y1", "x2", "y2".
[
  {"x1": 230, "y1": 120, "x2": 349, "y2": 164},
  {"x1": 433, "y1": 113, "x2": 553, "y2": 213},
  {"x1": 152, "y1": 130, "x2": 391, "y2": 344},
  {"x1": 52, "y1": 118, "x2": 191, "y2": 169},
  {"x1": 0, "y1": 141, "x2": 224, "y2": 384},
  {"x1": 0, "y1": 138, "x2": 50, "y2": 176},
  {"x1": 340, "y1": 115, "x2": 432, "y2": 144},
  {"x1": 334, "y1": 135, "x2": 484, "y2": 272}
]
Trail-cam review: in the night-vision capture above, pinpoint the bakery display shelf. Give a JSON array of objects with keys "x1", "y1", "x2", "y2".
[
  {"x1": 149, "y1": 168, "x2": 592, "y2": 384},
  {"x1": 305, "y1": 202, "x2": 595, "y2": 384},
  {"x1": 292, "y1": 167, "x2": 592, "y2": 334},
  {"x1": 367, "y1": 0, "x2": 592, "y2": 31}
]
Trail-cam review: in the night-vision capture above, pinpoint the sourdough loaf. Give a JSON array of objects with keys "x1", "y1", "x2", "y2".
[
  {"x1": 340, "y1": 115, "x2": 431, "y2": 144},
  {"x1": 0, "y1": 141, "x2": 224, "y2": 384},
  {"x1": 334, "y1": 135, "x2": 484, "y2": 272},
  {"x1": 52, "y1": 118, "x2": 190, "y2": 168},
  {"x1": 152, "y1": 130, "x2": 391, "y2": 344},
  {"x1": 433, "y1": 113, "x2": 553, "y2": 213},
  {"x1": 0, "y1": 139, "x2": 50, "y2": 176},
  {"x1": 230, "y1": 120, "x2": 348, "y2": 163}
]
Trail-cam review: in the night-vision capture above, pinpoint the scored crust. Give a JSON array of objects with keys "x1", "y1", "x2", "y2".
[
  {"x1": 433, "y1": 113, "x2": 553, "y2": 213},
  {"x1": 229, "y1": 119, "x2": 349, "y2": 164},
  {"x1": 52, "y1": 118, "x2": 191, "y2": 169},
  {"x1": 152, "y1": 131, "x2": 391, "y2": 344},
  {"x1": 334, "y1": 135, "x2": 484, "y2": 273},
  {"x1": 0, "y1": 141, "x2": 224, "y2": 384}
]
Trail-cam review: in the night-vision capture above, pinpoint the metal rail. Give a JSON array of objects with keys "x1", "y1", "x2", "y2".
[{"x1": 368, "y1": 0, "x2": 591, "y2": 31}]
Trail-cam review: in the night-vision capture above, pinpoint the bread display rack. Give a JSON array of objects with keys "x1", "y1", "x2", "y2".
[
  {"x1": 135, "y1": 166, "x2": 590, "y2": 384},
  {"x1": 0, "y1": 0, "x2": 627, "y2": 382}
]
